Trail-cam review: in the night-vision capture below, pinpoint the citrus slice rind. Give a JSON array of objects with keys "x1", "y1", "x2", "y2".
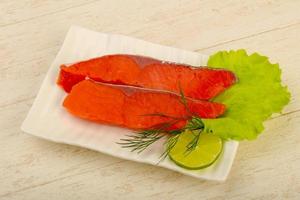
[{"x1": 169, "y1": 130, "x2": 223, "y2": 170}]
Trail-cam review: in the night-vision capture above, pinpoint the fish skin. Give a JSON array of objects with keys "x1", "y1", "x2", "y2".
[
  {"x1": 58, "y1": 54, "x2": 236, "y2": 100},
  {"x1": 63, "y1": 80, "x2": 226, "y2": 130}
]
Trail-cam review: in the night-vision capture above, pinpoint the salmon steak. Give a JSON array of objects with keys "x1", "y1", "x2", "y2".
[
  {"x1": 58, "y1": 54, "x2": 236, "y2": 100},
  {"x1": 63, "y1": 80, "x2": 226, "y2": 130}
]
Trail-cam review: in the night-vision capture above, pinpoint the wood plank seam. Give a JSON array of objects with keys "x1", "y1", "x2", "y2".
[
  {"x1": 196, "y1": 21, "x2": 300, "y2": 51},
  {"x1": 0, "y1": 0, "x2": 99, "y2": 28},
  {"x1": 0, "y1": 160, "x2": 127, "y2": 198}
]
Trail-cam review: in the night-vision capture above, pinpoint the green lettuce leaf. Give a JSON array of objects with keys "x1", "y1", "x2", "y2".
[{"x1": 203, "y1": 49, "x2": 290, "y2": 140}]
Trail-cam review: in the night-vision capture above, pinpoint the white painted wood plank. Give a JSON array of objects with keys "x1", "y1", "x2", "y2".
[
  {"x1": 0, "y1": 0, "x2": 299, "y2": 199},
  {"x1": 1, "y1": 0, "x2": 300, "y2": 70},
  {"x1": 1, "y1": 0, "x2": 299, "y2": 113},
  {"x1": 0, "y1": 0, "x2": 98, "y2": 26},
  {"x1": 1, "y1": 110, "x2": 299, "y2": 199},
  {"x1": 199, "y1": 23, "x2": 300, "y2": 115}
]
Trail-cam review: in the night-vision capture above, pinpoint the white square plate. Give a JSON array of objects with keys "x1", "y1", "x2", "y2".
[{"x1": 21, "y1": 26, "x2": 238, "y2": 181}]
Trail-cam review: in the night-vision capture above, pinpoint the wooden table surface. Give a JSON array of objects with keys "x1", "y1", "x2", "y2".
[{"x1": 1, "y1": 1, "x2": 299, "y2": 199}]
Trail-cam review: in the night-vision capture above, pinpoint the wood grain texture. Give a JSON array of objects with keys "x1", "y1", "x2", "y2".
[{"x1": 0, "y1": 0, "x2": 299, "y2": 199}]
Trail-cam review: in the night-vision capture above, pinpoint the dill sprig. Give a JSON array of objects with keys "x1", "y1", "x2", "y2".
[
  {"x1": 117, "y1": 84, "x2": 205, "y2": 159},
  {"x1": 178, "y1": 84, "x2": 192, "y2": 116},
  {"x1": 159, "y1": 133, "x2": 180, "y2": 161},
  {"x1": 117, "y1": 118, "x2": 181, "y2": 153},
  {"x1": 117, "y1": 129, "x2": 165, "y2": 153},
  {"x1": 185, "y1": 130, "x2": 201, "y2": 155},
  {"x1": 184, "y1": 117, "x2": 204, "y2": 154}
]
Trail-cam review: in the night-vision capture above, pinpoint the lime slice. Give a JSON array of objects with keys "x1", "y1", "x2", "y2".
[{"x1": 169, "y1": 130, "x2": 222, "y2": 169}]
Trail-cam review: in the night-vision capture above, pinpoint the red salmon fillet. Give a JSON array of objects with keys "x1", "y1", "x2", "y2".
[
  {"x1": 63, "y1": 80, "x2": 226, "y2": 130},
  {"x1": 58, "y1": 54, "x2": 236, "y2": 100}
]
